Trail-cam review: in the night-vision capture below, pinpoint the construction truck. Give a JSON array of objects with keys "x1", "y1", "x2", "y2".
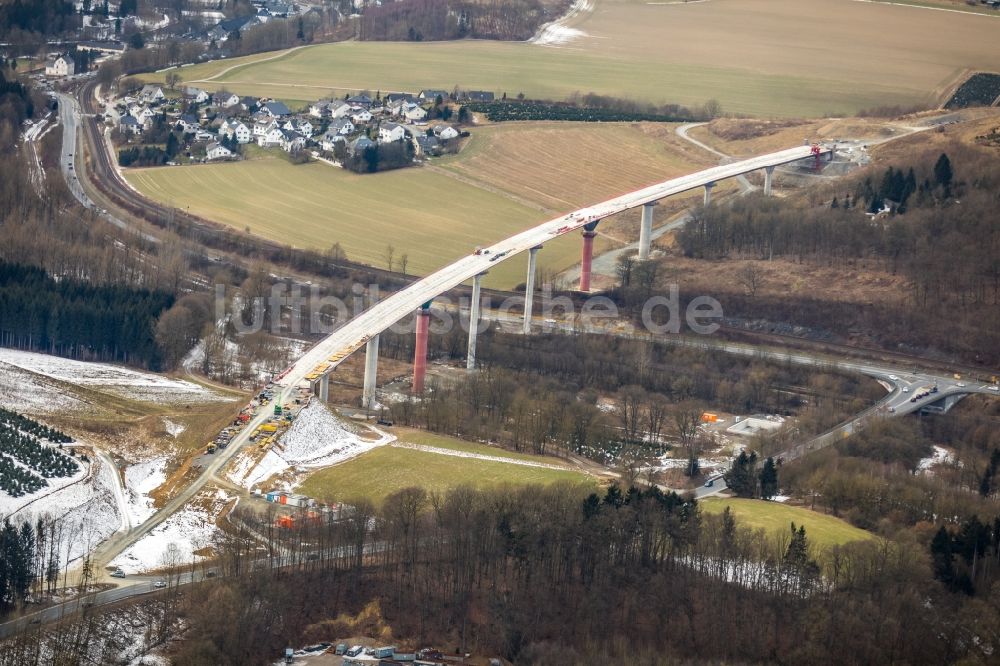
[{"x1": 206, "y1": 443, "x2": 217, "y2": 454}]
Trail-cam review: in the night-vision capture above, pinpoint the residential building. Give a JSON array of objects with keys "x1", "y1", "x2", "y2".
[
  {"x1": 206, "y1": 142, "x2": 233, "y2": 160},
  {"x1": 432, "y1": 124, "x2": 459, "y2": 140},
  {"x1": 44, "y1": 55, "x2": 75, "y2": 77},
  {"x1": 184, "y1": 87, "x2": 210, "y2": 104},
  {"x1": 351, "y1": 109, "x2": 373, "y2": 124},
  {"x1": 378, "y1": 122, "x2": 406, "y2": 143}
]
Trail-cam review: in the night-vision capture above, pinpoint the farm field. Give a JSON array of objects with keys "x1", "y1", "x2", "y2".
[
  {"x1": 145, "y1": 0, "x2": 1000, "y2": 117},
  {"x1": 701, "y1": 498, "x2": 874, "y2": 550},
  {"x1": 297, "y1": 430, "x2": 594, "y2": 505},
  {"x1": 125, "y1": 157, "x2": 557, "y2": 289},
  {"x1": 124, "y1": 121, "x2": 717, "y2": 288}
]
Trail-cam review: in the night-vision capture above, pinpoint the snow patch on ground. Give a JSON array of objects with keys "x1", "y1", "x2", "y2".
[
  {"x1": 229, "y1": 402, "x2": 393, "y2": 491},
  {"x1": 162, "y1": 418, "x2": 186, "y2": 438},
  {"x1": 530, "y1": 0, "x2": 591, "y2": 47},
  {"x1": 5, "y1": 454, "x2": 123, "y2": 563},
  {"x1": 770, "y1": 494, "x2": 791, "y2": 503},
  {"x1": 393, "y1": 443, "x2": 571, "y2": 470},
  {"x1": 918, "y1": 445, "x2": 956, "y2": 473},
  {"x1": 0, "y1": 347, "x2": 227, "y2": 404},
  {"x1": 110, "y1": 489, "x2": 232, "y2": 574},
  {"x1": 0, "y1": 363, "x2": 85, "y2": 414},
  {"x1": 123, "y1": 457, "x2": 168, "y2": 525}
]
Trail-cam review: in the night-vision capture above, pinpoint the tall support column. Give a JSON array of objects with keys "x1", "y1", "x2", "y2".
[
  {"x1": 412, "y1": 303, "x2": 431, "y2": 394},
  {"x1": 466, "y1": 273, "x2": 484, "y2": 370},
  {"x1": 523, "y1": 245, "x2": 541, "y2": 334},
  {"x1": 580, "y1": 221, "x2": 599, "y2": 292},
  {"x1": 763, "y1": 166, "x2": 775, "y2": 196},
  {"x1": 703, "y1": 181, "x2": 716, "y2": 206},
  {"x1": 319, "y1": 373, "x2": 329, "y2": 402},
  {"x1": 639, "y1": 202, "x2": 655, "y2": 261},
  {"x1": 362, "y1": 333, "x2": 380, "y2": 409}
]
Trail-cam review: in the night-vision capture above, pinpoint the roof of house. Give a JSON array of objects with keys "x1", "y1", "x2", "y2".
[
  {"x1": 120, "y1": 115, "x2": 140, "y2": 126},
  {"x1": 281, "y1": 129, "x2": 304, "y2": 140},
  {"x1": 207, "y1": 141, "x2": 229, "y2": 152},
  {"x1": 180, "y1": 113, "x2": 199, "y2": 124},
  {"x1": 347, "y1": 94, "x2": 372, "y2": 104},
  {"x1": 264, "y1": 101, "x2": 291, "y2": 116},
  {"x1": 420, "y1": 89, "x2": 448, "y2": 99},
  {"x1": 350, "y1": 136, "x2": 375, "y2": 150},
  {"x1": 382, "y1": 122, "x2": 403, "y2": 131}
]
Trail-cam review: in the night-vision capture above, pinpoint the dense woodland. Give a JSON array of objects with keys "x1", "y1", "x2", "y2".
[
  {"x1": 358, "y1": 0, "x2": 566, "y2": 41},
  {"x1": 4, "y1": 475, "x2": 994, "y2": 665},
  {"x1": 0, "y1": 261, "x2": 173, "y2": 367}
]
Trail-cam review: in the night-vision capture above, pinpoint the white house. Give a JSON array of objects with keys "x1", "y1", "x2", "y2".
[
  {"x1": 378, "y1": 122, "x2": 406, "y2": 143},
  {"x1": 280, "y1": 129, "x2": 306, "y2": 153},
  {"x1": 402, "y1": 103, "x2": 427, "y2": 123},
  {"x1": 282, "y1": 118, "x2": 313, "y2": 138},
  {"x1": 320, "y1": 133, "x2": 346, "y2": 153},
  {"x1": 119, "y1": 115, "x2": 142, "y2": 135},
  {"x1": 253, "y1": 119, "x2": 278, "y2": 137},
  {"x1": 139, "y1": 85, "x2": 165, "y2": 104},
  {"x1": 184, "y1": 87, "x2": 210, "y2": 104},
  {"x1": 176, "y1": 113, "x2": 200, "y2": 134},
  {"x1": 45, "y1": 55, "x2": 75, "y2": 77},
  {"x1": 350, "y1": 109, "x2": 373, "y2": 124},
  {"x1": 206, "y1": 142, "x2": 233, "y2": 161},
  {"x1": 221, "y1": 119, "x2": 252, "y2": 144},
  {"x1": 130, "y1": 105, "x2": 156, "y2": 127},
  {"x1": 217, "y1": 92, "x2": 241, "y2": 108},
  {"x1": 433, "y1": 125, "x2": 459, "y2": 140},
  {"x1": 328, "y1": 100, "x2": 352, "y2": 118},
  {"x1": 329, "y1": 117, "x2": 354, "y2": 135},
  {"x1": 257, "y1": 126, "x2": 284, "y2": 147},
  {"x1": 261, "y1": 101, "x2": 292, "y2": 118},
  {"x1": 309, "y1": 100, "x2": 332, "y2": 118}
]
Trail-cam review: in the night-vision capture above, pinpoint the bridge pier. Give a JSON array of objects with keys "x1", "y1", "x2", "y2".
[
  {"x1": 703, "y1": 181, "x2": 715, "y2": 206},
  {"x1": 318, "y1": 373, "x2": 329, "y2": 402},
  {"x1": 763, "y1": 166, "x2": 775, "y2": 196},
  {"x1": 412, "y1": 303, "x2": 431, "y2": 394},
  {"x1": 639, "y1": 202, "x2": 655, "y2": 261},
  {"x1": 362, "y1": 333, "x2": 380, "y2": 409},
  {"x1": 523, "y1": 246, "x2": 541, "y2": 334},
  {"x1": 466, "y1": 273, "x2": 485, "y2": 370},
  {"x1": 579, "y1": 221, "x2": 599, "y2": 292}
]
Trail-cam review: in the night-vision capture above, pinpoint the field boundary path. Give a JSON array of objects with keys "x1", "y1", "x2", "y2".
[
  {"x1": 391, "y1": 442, "x2": 575, "y2": 470},
  {"x1": 186, "y1": 44, "x2": 315, "y2": 83}
]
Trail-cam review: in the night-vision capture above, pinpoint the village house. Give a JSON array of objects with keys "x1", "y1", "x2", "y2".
[
  {"x1": 216, "y1": 92, "x2": 241, "y2": 108},
  {"x1": 319, "y1": 133, "x2": 346, "y2": 153},
  {"x1": 221, "y1": 119, "x2": 252, "y2": 144},
  {"x1": 257, "y1": 126, "x2": 284, "y2": 148},
  {"x1": 346, "y1": 94, "x2": 373, "y2": 109},
  {"x1": 378, "y1": 122, "x2": 406, "y2": 143},
  {"x1": 261, "y1": 100, "x2": 292, "y2": 118},
  {"x1": 402, "y1": 103, "x2": 428, "y2": 123},
  {"x1": 176, "y1": 113, "x2": 200, "y2": 134},
  {"x1": 206, "y1": 142, "x2": 234, "y2": 160},
  {"x1": 349, "y1": 135, "x2": 375, "y2": 156},
  {"x1": 282, "y1": 118, "x2": 314, "y2": 138},
  {"x1": 280, "y1": 129, "x2": 306, "y2": 153},
  {"x1": 138, "y1": 84, "x2": 165, "y2": 104},
  {"x1": 350, "y1": 108, "x2": 373, "y2": 124},
  {"x1": 184, "y1": 87, "x2": 210, "y2": 104},
  {"x1": 328, "y1": 100, "x2": 352, "y2": 118},
  {"x1": 419, "y1": 89, "x2": 448, "y2": 102},
  {"x1": 309, "y1": 100, "x2": 332, "y2": 118},
  {"x1": 432, "y1": 124, "x2": 459, "y2": 140},
  {"x1": 329, "y1": 117, "x2": 354, "y2": 135},
  {"x1": 44, "y1": 54, "x2": 75, "y2": 77},
  {"x1": 119, "y1": 115, "x2": 142, "y2": 135}
]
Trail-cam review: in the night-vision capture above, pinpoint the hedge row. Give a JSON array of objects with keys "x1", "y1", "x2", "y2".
[{"x1": 465, "y1": 101, "x2": 698, "y2": 123}]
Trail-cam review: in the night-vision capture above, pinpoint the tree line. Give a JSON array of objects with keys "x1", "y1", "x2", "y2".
[
  {"x1": 359, "y1": 0, "x2": 565, "y2": 41},
  {"x1": 0, "y1": 260, "x2": 174, "y2": 368}
]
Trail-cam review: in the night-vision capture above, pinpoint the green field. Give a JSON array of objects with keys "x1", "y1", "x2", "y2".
[
  {"x1": 297, "y1": 430, "x2": 593, "y2": 505},
  {"x1": 124, "y1": 157, "x2": 577, "y2": 289},
  {"x1": 147, "y1": 0, "x2": 1000, "y2": 117},
  {"x1": 701, "y1": 498, "x2": 873, "y2": 550}
]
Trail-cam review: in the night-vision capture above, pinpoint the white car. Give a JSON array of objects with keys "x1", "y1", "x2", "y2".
[
  {"x1": 889, "y1": 375, "x2": 898, "y2": 381},
  {"x1": 988, "y1": 385, "x2": 999, "y2": 391},
  {"x1": 153, "y1": 580, "x2": 167, "y2": 589},
  {"x1": 902, "y1": 387, "x2": 909, "y2": 393},
  {"x1": 956, "y1": 382, "x2": 966, "y2": 388}
]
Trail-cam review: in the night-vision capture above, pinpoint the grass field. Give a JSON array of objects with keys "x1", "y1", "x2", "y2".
[
  {"x1": 701, "y1": 498, "x2": 874, "y2": 550},
  {"x1": 146, "y1": 0, "x2": 1000, "y2": 117},
  {"x1": 124, "y1": 121, "x2": 715, "y2": 288},
  {"x1": 125, "y1": 157, "x2": 558, "y2": 289},
  {"x1": 297, "y1": 430, "x2": 593, "y2": 505}
]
